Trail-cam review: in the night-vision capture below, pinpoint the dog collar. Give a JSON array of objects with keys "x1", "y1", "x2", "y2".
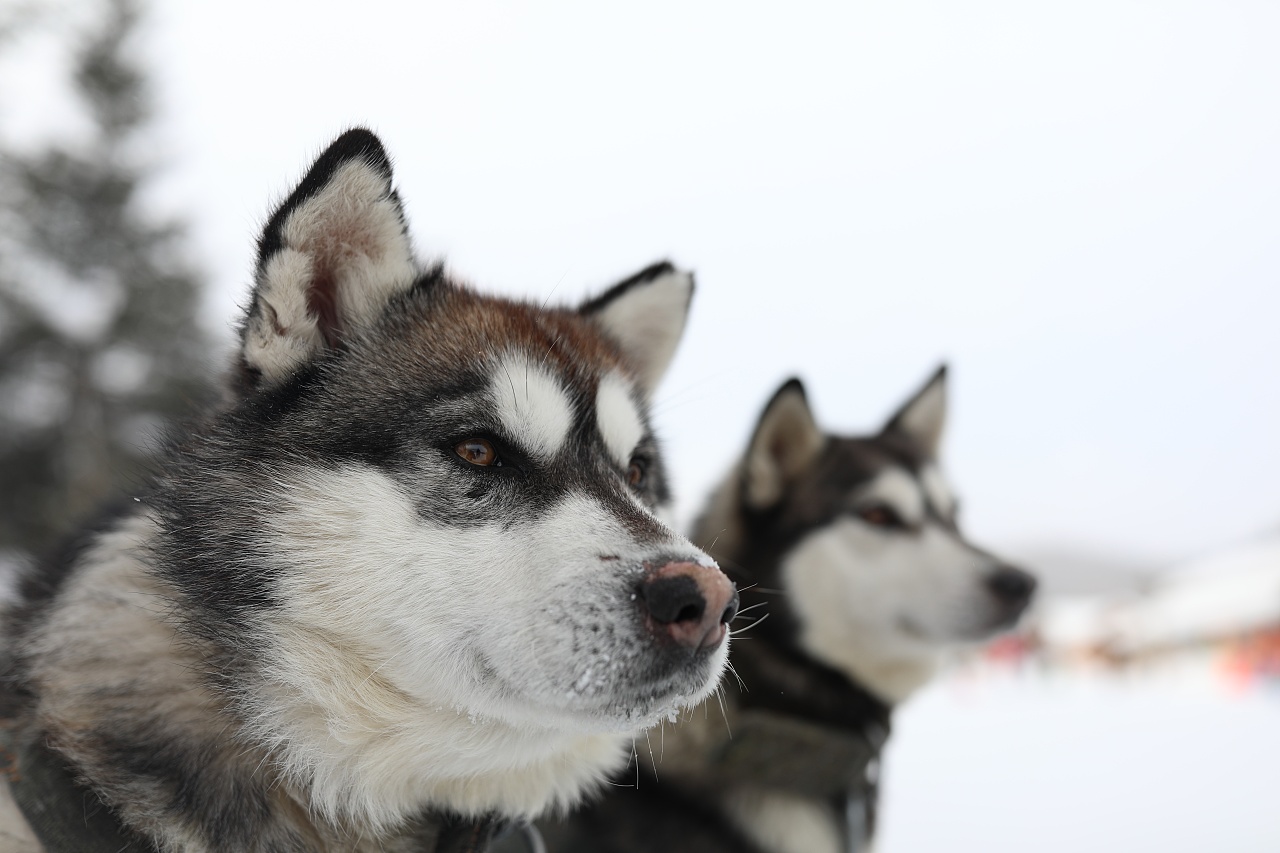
[
  {"x1": 435, "y1": 814, "x2": 519, "y2": 853},
  {"x1": 729, "y1": 638, "x2": 892, "y2": 739},
  {"x1": 677, "y1": 640, "x2": 892, "y2": 852},
  {"x1": 643, "y1": 639, "x2": 890, "y2": 796},
  {"x1": 487, "y1": 820, "x2": 548, "y2": 853},
  {"x1": 707, "y1": 706, "x2": 886, "y2": 799}
]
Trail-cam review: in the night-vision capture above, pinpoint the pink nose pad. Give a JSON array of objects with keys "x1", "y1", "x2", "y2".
[{"x1": 638, "y1": 561, "x2": 739, "y2": 650}]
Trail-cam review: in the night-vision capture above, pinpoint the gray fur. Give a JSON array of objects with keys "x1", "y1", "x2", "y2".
[
  {"x1": 537, "y1": 370, "x2": 1036, "y2": 853},
  {"x1": 0, "y1": 130, "x2": 730, "y2": 853}
]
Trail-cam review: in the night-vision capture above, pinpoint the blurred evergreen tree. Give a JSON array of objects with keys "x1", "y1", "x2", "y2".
[{"x1": 0, "y1": 0, "x2": 211, "y2": 573}]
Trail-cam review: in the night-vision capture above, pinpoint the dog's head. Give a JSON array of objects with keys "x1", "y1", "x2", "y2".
[
  {"x1": 697, "y1": 368, "x2": 1034, "y2": 703},
  {"x1": 162, "y1": 130, "x2": 735, "y2": 746}
]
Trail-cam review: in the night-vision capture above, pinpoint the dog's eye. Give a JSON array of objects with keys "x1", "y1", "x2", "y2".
[
  {"x1": 456, "y1": 438, "x2": 501, "y2": 467},
  {"x1": 858, "y1": 504, "x2": 902, "y2": 528},
  {"x1": 627, "y1": 458, "x2": 648, "y2": 489}
]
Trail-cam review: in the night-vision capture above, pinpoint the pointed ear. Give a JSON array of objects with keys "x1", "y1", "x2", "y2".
[
  {"x1": 579, "y1": 261, "x2": 694, "y2": 396},
  {"x1": 882, "y1": 364, "x2": 948, "y2": 457},
  {"x1": 743, "y1": 378, "x2": 825, "y2": 510},
  {"x1": 239, "y1": 128, "x2": 418, "y2": 388}
]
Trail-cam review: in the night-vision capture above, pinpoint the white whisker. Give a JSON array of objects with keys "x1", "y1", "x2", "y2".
[
  {"x1": 730, "y1": 612, "x2": 770, "y2": 636},
  {"x1": 714, "y1": 684, "x2": 732, "y2": 738}
]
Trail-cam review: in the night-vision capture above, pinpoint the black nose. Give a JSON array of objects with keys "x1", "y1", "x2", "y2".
[
  {"x1": 643, "y1": 574, "x2": 705, "y2": 624},
  {"x1": 984, "y1": 566, "x2": 1037, "y2": 607},
  {"x1": 638, "y1": 561, "x2": 739, "y2": 650}
]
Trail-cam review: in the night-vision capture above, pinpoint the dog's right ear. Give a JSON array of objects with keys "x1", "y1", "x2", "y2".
[
  {"x1": 580, "y1": 261, "x2": 694, "y2": 399},
  {"x1": 238, "y1": 129, "x2": 418, "y2": 390},
  {"x1": 881, "y1": 363, "x2": 948, "y2": 457},
  {"x1": 742, "y1": 378, "x2": 825, "y2": 510}
]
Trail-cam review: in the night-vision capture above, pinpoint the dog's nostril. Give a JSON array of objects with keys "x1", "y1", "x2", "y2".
[
  {"x1": 640, "y1": 575, "x2": 707, "y2": 625},
  {"x1": 985, "y1": 567, "x2": 1037, "y2": 604},
  {"x1": 674, "y1": 602, "x2": 705, "y2": 623}
]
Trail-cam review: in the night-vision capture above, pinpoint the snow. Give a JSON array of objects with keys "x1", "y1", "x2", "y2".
[
  {"x1": 877, "y1": 669, "x2": 1280, "y2": 853},
  {"x1": 1110, "y1": 539, "x2": 1280, "y2": 652},
  {"x1": 1034, "y1": 536, "x2": 1280, "y2": 655}
]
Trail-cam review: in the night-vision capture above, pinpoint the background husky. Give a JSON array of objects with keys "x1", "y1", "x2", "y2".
[
  {"x1": 536, "y1": 367, "x2": 1036, "y2": 853},
  {"x1": 0, "y1": 130, "x2": 738, "y2": 853}
]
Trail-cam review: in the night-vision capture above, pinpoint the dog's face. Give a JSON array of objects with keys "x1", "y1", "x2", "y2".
[
  {"x1": 704, "y1": 371, "x2": 1034, "y2": 701},
  {"x1": 164, "y1": 131, "x2": 735, "y2": 740}
]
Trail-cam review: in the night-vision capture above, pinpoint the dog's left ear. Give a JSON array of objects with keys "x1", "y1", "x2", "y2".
[
  {"x1": 882, "y1": 364, "x2": 948, "y2": 457},
  {"x1": 743, "y1": 378, "x2": 825, "y2": 510},
  {"x1": 580, "y1": 261, "x2": 694, "y2": 397},
  {"x1": 238, "y1": 128, "x2": 418, "y2": 389}
]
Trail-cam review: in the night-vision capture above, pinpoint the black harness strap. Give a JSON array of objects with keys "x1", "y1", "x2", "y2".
[
  {"x1": 729, "y1": 640, "x2": 892, "y2": 739},
  {"x1": 708, "y1": 708, "x2": 884, "y2": 799},
  {"x1": 485, "y1": 820, "x2": 547, "y2": 853},
  {"x1": 695, "y1": 640, "x2": 892, "y2": 852},
  {"x1": 434, "y1": 815, "x2": 506, "y2": 853}
]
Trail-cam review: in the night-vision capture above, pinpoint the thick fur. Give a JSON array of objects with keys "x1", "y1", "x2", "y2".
[
  {"x1": 0, "y1": 130, "x2": 731, "y2": 852},
  {"x1": 538, "y1": 368, "x2": 1035, "y2": 853},
  {"x1": 702, "y1": 368, "x2": 1034, "y2": 704}
]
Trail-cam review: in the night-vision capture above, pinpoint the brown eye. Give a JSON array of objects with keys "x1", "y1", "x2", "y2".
[
  {"x1": 858, "y1": 504, "x2": 902, "y2": 528},
  {"x1": 627, "y1": 458, "x2": 648, "y2": 489},
  {"x1": 455, "y1": 438, "x2": 500, "y2": 467}
]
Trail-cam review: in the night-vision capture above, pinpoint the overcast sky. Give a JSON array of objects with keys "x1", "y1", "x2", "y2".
[{"x1": 6, "y1": 0, "x2": 1279, "y2": 569}]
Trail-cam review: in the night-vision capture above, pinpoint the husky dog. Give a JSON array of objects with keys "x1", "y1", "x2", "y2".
[
  {"x1": 0, "y1": 130, "x2": 738, "y2": 853},
  {"x1": 537, "y1": 368, "x2": 1036, "y2": 853}
]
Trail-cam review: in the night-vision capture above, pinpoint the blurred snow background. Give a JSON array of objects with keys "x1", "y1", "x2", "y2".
[
  {"x1": 881, "y1": 532, "x2": 1280, "y2": 852},
  {"x1": 880, "y1": 669, "x2": 1280, "y2": 853}
]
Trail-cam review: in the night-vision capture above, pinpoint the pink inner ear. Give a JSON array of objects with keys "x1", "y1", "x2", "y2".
[
  {"x1": 284, "y1": 164, "x2": 410, "y2": 353},
  {"x1": 307, "y1": 267, "x2": 345, "y2": 349}
]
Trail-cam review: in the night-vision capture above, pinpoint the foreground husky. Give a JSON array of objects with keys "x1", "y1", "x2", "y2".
[
  {"x1": 0, "y1": 130, "x2": 738, "y2": 853},
  {"x1": 538, "y1": 368, "x2": 1036, "y2": 853}
]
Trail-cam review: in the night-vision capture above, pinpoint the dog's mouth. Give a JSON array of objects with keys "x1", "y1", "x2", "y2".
[
  {"x1": 896, "y1": 614, "x2": 933, "y2": 641},
  {"x1": 469, "y1": 622, "x2": 730, "y2": 731},
  {"x1": 593, "y1": 655, "x2": 729, "y2": 726},
  {"x1": 897, "y1": 608, "x2": 1027, "y2": 645},
  {"x1": 596, "y1": 636, "x2": 728, "y2": 704},
  {"x1": 898, "y1": 612, "x2": 987, "y2": 644},
  {"x1": 983, "y1": 605, "x2": 1030, "y2": 635}
]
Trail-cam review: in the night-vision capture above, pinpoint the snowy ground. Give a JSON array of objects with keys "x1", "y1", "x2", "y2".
[{"x1": 876, "y1": 667, "x2": 1280, "y2": 853}]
